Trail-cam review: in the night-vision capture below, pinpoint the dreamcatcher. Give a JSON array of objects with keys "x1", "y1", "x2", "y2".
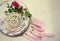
[{"x1": 0, "y1": 0, "x2": 55, "y2": 41}]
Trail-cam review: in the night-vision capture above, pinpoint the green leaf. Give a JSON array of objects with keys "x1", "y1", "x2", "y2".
[
  {"x1": 7, "y1": 3, "x2": 10, "y2": 8},
  {"x1": 25, "y1": 11, "x2": 32, "y2": 17},
  {"x1": 7, "y1": 6, "x2": 9, "y2": 8},
  {"x1": 14, "y1": 10, "x2": 16, "y2": 12},
  {"x1": 7, "y1": 3, "x2": 9, "y2": 6},
  {"x1": 15, "y1": 7, "x2": 18, "y2": 10},
  {"x1": 7, "y1": 3, "x2": 12, "y2": 9},
  {"x1": 18, "y1": 9, "x2": 22, "y2": 13},
  {"x1": 23, "y1": 8, "x2": 27, "y2": 11},
  {"x1": 21, "y1": 13, "x2": 24, "y2": 16},
  {"x1": 27, "y1": 13, "x2": 32, "y2": 17},
  {"x1": 12, "y1": 8, "x2": 14, "y2": 10},
  {"x1": 10, "y1": 5, "x2": 12, "y2": 8},
  {"x1": 28, "y1": 13, "x2": 32, "y2": 17},
  {"x1": 4, "y1": 11, "x2": 8, "y2": 13},
  {"x1": 8, "y1": 9, "x2": 12, "y2": 13}
]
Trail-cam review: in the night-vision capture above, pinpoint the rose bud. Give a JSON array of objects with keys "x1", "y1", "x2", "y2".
[
  {"x1": 11, "y1": 1, "x2": 19, "y2": 7},
  {"x1": 18, "y1": 5, "x2": 23, "y2": 9}
]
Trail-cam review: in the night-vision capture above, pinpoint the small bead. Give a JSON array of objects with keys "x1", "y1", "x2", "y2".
[
  {"x1": 31, "y1": 26, "x2": 33, "y2": 28},
  {"x1": 25, "y1": 33, "x2": 27, "y2": 35},
  {"x1": 30, "y1": 31, "x2": 32, "y2": 33},
  {"x1": 32, "y1": 29, "x2": 34, "y2": 31}
]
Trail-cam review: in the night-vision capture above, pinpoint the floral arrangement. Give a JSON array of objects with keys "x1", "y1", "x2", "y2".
[{"x1": 4, "y1": 1, "x2": 32, "y2": 17}]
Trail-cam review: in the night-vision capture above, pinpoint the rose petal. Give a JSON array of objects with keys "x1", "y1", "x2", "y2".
[
  {"x1": 11, "y1": 1, "x2": 19, "y2": 6},
  {"x1": 18, "y1": 5, "x2": 23, "y2": 9}
]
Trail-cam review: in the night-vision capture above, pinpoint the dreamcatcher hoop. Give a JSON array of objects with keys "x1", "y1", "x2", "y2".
[{"x1": 0, "y1": 0, "x2": 31, "y2": 37}]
